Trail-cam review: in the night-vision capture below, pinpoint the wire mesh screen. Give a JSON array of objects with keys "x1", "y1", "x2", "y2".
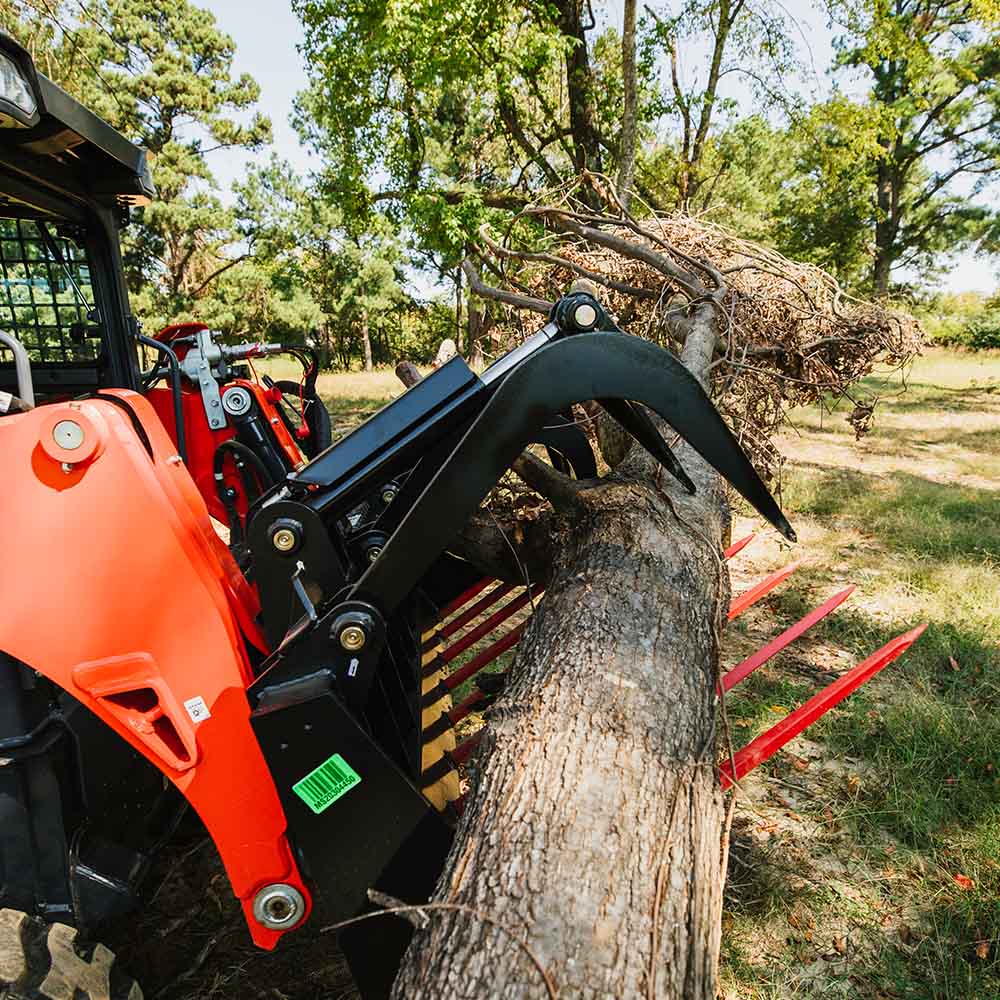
[{"x1": 0, "y1": 217, "x2": 98, "y2": 364}]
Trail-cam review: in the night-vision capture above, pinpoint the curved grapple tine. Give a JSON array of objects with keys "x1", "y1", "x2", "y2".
[
  {"x1": 537, "y1": 414, "x2": 597, "y2": 479},
  {"x1": 598, "y1": 397, "x2": 696, "y2": 495},
  {"x1": 355, "y1": 332, "x2": 794, "y2": 616}
]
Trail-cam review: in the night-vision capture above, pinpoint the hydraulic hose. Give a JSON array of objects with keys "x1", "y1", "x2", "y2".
[
  {"x1": 137, "y1": 334, "x2": 187, "y2": 464},
  {"x1": 213, "y1": 438, "x2": 275, "y2": 497}
]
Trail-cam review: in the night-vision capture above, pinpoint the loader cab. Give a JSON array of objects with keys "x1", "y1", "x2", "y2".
[{"x1": 0, "y1": 32, "x2": 151, "y2": 401}]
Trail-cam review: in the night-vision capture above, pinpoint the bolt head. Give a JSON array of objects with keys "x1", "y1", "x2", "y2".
[
  {"x1": 52, "y1": 419, "x2": 84, "y2": 450},
  {"x1": 252, "y1": 883, "x2": 305, "y2": 930},
  {"x1": 272, "y1": 528, "x2": 297, "y2": 552},
  {"x1": 340, "y1": 624, "x2": 367, "y2": 651},
  {"x1": 573, "y1": 302, "x2": 598, "y2": 328},
  {"x1": 381, "y1": 488, "x2": 396, "y2": 504},
  {"x1": 366, "y1": 546, "x2": 382, "y2": 563}
]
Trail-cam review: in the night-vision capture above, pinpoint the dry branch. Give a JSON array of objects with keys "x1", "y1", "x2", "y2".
[{"x1": 471, "y1": 205, "x2": 921, "y2": 485}]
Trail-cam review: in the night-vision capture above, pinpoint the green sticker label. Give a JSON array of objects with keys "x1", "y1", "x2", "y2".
[{"x1": 292, "y1": 753, "x2": 361, "y2": 814}]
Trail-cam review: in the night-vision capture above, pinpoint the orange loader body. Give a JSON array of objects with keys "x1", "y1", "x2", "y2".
[{"x1": 0, "y1": 392, "x2": 309, "y2": 948}]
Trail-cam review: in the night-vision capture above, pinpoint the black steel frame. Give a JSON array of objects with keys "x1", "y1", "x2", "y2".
[{"x1": 245, "y1": 293, "x2": 795, "y2": 998}]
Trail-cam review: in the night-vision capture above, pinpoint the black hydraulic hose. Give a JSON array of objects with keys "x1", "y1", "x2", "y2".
[
  {"x1": 137, "y1": 333, "x2": 187, "y2": 465},
  {"x1": 214, "y1": 439, "x2": 276, "y2": 495}
]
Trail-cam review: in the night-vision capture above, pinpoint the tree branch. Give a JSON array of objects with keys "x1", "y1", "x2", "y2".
[
  {"x1": 511, "y1": 452, "x2": 583, "y2": 512},
  {"x1": 477, "y1": 225, "x2": 659, "y2": 300},
  {"x1": 462, "y1": 259, "x2": 553, "y2": 314}
]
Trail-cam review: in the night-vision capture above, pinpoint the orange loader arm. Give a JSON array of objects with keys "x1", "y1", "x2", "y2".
[{"x1": 0, "y1": 391, "x2": 309, "y2": 948}]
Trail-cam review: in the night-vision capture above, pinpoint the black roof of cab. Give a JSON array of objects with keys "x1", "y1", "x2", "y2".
[{"x1": 0, "y1": 31, "x2": 155, "y2": 207}]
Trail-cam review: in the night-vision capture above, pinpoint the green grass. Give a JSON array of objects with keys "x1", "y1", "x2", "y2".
[{"x1": 720, "y1": 348, "x2": 1000, "y2": 1000}]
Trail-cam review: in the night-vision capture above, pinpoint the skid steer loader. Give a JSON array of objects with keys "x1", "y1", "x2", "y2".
[{"x1": 0, "y1": 32, "x2": 797, "y2": 999}]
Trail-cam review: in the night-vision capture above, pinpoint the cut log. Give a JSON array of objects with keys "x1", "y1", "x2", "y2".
[{"x1": 392, "y1": 437, "x2": 729, "y2": 998}]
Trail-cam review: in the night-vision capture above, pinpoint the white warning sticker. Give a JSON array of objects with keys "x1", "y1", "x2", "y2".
[{"x1": 183, "y1": 695, "x2": 211, "y2": 724}]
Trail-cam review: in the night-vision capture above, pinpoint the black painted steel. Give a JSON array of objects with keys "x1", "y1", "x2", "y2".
[
  {"x1": 354, "y1": 330, "x2": 795, "y2": 616},
  {"x1": 598, "y1": 397, "x2": 695, "y2": 493},
  {"x1": 250, "y1": 681, "x2": 452, "y2": 924}
]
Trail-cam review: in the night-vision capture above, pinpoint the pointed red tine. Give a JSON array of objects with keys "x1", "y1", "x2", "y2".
[
  {"x1": 444, "y1": 621, "x2": 527, "y2": 691},
  {"x1": 441, "y1": 583, "x2": 515, "y2": 638},
  {"x1": 441, "y1": 587, "x2": 540, "y2": 664},
  {"x1": 724, "y1": 532, "x2": 756, "y2": 560},
  {"x1": 451, "y1": 731, "x2": 484, "y2": 766},
  {"x1": 448, "y1": 686, "x2": 490, "y2": 726},
  {"x1": 722, "y1": 586, "x2": 856, "y2": 693},
  {"x1": 728, "y1": 561, "x2": 801, "y2": 621},
  {"x1": 438, "y1": 578, "x2": 495, "y2": 621},
  {"x1": 719, "y1": 624, "x2": 928, "y2": 789}
]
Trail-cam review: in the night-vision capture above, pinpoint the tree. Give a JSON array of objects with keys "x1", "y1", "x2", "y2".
[
  {"x1": 7, "y1": 0, "x2": 272, "y2": 325},
  {"x1": 818, "y1": 0, "x2": 1000, "y2": 295},
  {"x1": 640, "y1": 0, "x2": 799, "y2": 211},
  {"x1": 616, "y1": 0, "x2": 640, "y2": 208}
]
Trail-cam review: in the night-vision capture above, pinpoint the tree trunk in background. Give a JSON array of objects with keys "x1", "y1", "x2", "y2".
[
  {"x1": 554, "y1": 0, "x2": 603, "y2": 174},
  {"x1": 455, "y1": 267, "x2": 465, "y2": 354},
  {"x1": 392, "y1": 438, "x2": 729, "y2": 998},
  {"x1": 318, "y1": 321, "x2": 333, "y2": 370},
  {"x1": 467, "y1": 296, "x2": 485, "y2": 369},
  {"x1": 616, "y1": 0, "x2": 638, "y2": 211},
  {"x1": 873, "y1": 156, "x2": 895, "y2": 298},
  {"x1": 360, "y1": 308, "x2": 373, "y2": 372}
]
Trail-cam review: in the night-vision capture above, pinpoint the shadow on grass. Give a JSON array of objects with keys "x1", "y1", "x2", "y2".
[
  {"x1": 870, "y1": 381, "x2": 1000, "y2": 415},
  {"x1": 727, "y1": 597, "x2": 1000, "y2": 997},
  {"x1": 785, "y1": 465, "x2": 1000, "y2": 562}
]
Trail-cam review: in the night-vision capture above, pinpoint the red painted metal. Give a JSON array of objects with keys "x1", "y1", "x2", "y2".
[
  {"x1": 449, "y1": 688, "x2": 489, "y2": 726},
  {"x1": 724, "y1": 532, "x2": 756, "y2": 560},
  {"x1": 441, "y1": 589, "x2": 540, "y2": 664},
  {"x1": 438, "y1": 578, "x2": 494, "y2": 621},
  {"x1": 728, "y1": 561, "x2": 801, "y2": 621},
  {"x1": 441, "y1": 584, "x2": 515, "y2": 638},
  {"x1": 719, "y1": 624, "x2": 927, "y2": 789},
  {"x1": 444, "y1": 622, "x2": 527, "y2": 692},
  {"x1": 721, "y1": 586, "x2": 856, "y2": 692},
  {"x1": 451, "y1": 731, "x2": 484, "y2": 766}
]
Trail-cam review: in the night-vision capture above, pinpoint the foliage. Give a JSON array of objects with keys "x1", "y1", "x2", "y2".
[
  {"x1": 805, "y1": 0, "x2": 1000, "y2": 295},
  {"x1": 917, "y1": 291, "x2": 1000, "y2": 349},
  {"x1": 8, "y1": 0, "x2": 273, "y2": 325},
  {"x1": 639, "y1": 0, "x2": 801, "y2": 211}
]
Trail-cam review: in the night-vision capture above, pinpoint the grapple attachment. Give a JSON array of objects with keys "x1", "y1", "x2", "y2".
[{"x1": 242, "y1": 290, "x2": 802, "y2": 991}]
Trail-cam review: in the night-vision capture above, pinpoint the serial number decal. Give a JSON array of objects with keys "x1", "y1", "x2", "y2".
[{"x1": 292, "y1": 753, "x2": 361, "y2": 814}]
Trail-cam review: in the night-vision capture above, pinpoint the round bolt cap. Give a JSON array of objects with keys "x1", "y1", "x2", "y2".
[
  {"x1": 52, "y1": 420, "x2": 84, "y2": 451},
  {"x1": 381, "y1": 488, "x2": 396, "y2": 504},
  {"x1": 573, "y1": 302, "x2": 598, "y2": 329},
  {"x1": 272, "y1": 528, "x2": 298, "y2": 552},
  {"x1": 222, "y1": 386, "x2": 253, "y2": 416},
  {"x1": 340, "y1": 624, "x2": 367, "y2": 651},
  {"x1": 252, "y1": 883, "x2": 305, "y2": 930},
  {"x1": 366, "y1": 546, "x2": 383, "y2": 563}
]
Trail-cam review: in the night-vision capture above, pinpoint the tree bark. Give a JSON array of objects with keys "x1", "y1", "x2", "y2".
[
  {"x1": 392, "y1": 326, "x2": 729, "y2": 997},
  {"x1": 553, "y1": 0, "x2": 603, "y2": 175},
  {"x1": 616, "y1": 0, "x2": 638, "y2": 211},
  {"x1": 360, "y1": 307, "x2": 373, "y2": 372},
  {"x1": 873, "y1": 156, "x2": 895, "y2": 298}
]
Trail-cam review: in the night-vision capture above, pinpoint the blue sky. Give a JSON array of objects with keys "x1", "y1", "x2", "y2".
[{"x1": 201, "y1": 0, "x2": 997, "y2": 295}]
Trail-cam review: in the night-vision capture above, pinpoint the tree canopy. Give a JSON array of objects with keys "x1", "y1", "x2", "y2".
[{"x1": 3, "y1": 0, "x2": 997, "y2": 364}]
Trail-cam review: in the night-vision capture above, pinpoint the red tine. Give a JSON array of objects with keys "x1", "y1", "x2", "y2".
[
  {"x1": 722, "y1": 586, "x2": 856, "y2": 692},
  {"x1": 719, "y1": 624, "x2": 927, "y2": 789},
  {"x1": 728, "y1": 562, "x2": 801, "y2": 621},
  {"x1": 724, "y1": 532, "x2": 756, "y2": 560}
]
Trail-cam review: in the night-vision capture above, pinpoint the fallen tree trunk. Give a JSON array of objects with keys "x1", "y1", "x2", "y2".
[{"x1": 392, "y1": 328, "x2": 731, "y2": 997}]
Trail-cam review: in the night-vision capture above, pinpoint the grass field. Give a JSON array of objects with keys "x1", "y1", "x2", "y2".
[
  {"x1": 720, "y1": 348, "x2": 1000, "y2": 999},
  {"x1": 278, "y1": 349, "x2": 1000, "y2": 998}
]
